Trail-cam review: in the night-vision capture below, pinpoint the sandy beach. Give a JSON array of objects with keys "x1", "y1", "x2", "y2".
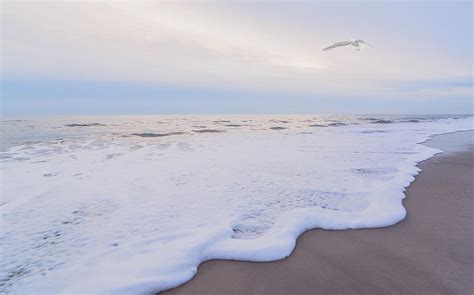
[
  {"x1": 3, "y1": 1, "x2": 473, "y2": 293},
  {"x1": 162, "y1": 133, "x2": 473, "y2": 295}
]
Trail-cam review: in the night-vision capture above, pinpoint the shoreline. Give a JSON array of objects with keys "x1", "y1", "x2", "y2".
[{"x1": 161, "y1": 131, "x2": 473, "y2": 294}]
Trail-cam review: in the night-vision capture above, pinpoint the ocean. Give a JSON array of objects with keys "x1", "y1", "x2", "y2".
[{"x1": 0, "y1": 114, "x2": 472, "y2": 294}]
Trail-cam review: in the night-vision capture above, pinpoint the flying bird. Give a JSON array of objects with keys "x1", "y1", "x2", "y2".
[{"x1": 323, "y1": 40, "x2": 372, "y2": 51}]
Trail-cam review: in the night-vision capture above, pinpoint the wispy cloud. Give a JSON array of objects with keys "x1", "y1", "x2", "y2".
[{"x1": 1, "y1": 1, "x2": 472, "y2": 114}]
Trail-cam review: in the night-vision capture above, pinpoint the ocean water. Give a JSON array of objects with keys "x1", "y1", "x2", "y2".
[{"x1": 0, "y1": 115, "x2": 472, "y2": 294}]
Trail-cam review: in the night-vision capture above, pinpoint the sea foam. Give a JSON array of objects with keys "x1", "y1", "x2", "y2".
[{"x1": 0, "y1": 115, "x2": 472, "y2": 294}]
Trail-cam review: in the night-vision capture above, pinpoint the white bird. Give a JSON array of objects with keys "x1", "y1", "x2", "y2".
[{"x1": 323, "y1": 39, "x2": 372, "y2": 51}]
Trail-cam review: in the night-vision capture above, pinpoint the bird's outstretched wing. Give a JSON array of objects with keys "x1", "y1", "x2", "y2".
[
  {"x1": 356, "y1": 40, "x2": 372, "y2": 47},
  {"x1": 322, "y1": 40, "x2": 352, "y2": 51}
]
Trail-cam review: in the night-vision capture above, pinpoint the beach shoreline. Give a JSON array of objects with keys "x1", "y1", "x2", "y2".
[{"x1": 161, "y1": 131, "x2": 473, "y2": 295}]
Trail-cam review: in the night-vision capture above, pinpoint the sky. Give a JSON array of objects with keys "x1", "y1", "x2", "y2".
[{"x1": 1, "y1": 1, "x2": 473, "y2": 115}]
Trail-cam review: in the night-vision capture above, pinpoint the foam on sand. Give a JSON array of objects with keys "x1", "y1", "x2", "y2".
[{"x1": 0, "y1": 115, "x2": 472, "y2": 294}]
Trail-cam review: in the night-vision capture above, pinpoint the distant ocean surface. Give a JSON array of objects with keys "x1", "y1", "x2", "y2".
[{"x1": 1, "y1": 115, "x2": 472, "y2": 294}]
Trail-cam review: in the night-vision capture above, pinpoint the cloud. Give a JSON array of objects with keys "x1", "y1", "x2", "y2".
[{"x1": 1, "y1": 1, "x2": 472, "y2": 100}]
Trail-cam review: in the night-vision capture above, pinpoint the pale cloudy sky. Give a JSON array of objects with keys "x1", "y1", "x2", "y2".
[{"x1": 1, "y1": 1, "x2": 473, "y2": 115}]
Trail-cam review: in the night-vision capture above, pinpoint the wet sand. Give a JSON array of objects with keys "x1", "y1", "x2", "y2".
[{"x1": 162, "y1": 133, "x2": 473, "y2": 295}]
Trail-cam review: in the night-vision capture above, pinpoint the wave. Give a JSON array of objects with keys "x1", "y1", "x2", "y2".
[
  {"x1": 65, "y1": 123, "x2": 107, "y2": 127},
  {"x1": 0, "y1": 115, "x2": 472, "y2": 294},
  {"x1": 132, "y1": 132, "x2": 187, "y2": 138}
]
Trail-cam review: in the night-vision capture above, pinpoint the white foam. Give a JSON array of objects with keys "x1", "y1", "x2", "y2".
[{"x1": 0, "y1": 115, "x2": 472, "y2": 294}]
